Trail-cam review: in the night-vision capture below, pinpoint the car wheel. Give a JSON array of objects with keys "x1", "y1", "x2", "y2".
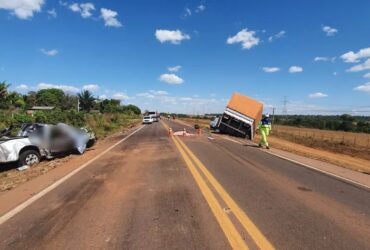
[
  {"x1": 19, "y1": 149, "x2": 40, "y2": 166},
  {"x1": 87, "y1": 138, "x2": 96, "y2": 148}
]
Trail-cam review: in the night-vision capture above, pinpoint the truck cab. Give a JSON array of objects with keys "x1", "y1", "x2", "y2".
[{"x1": 147, "y1": 111, "x2": 157, "y2": 122}]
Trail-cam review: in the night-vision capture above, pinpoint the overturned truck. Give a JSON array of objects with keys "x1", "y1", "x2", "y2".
[{"x1": 210, "y1": 92, "x2": 263, "y2": 140}]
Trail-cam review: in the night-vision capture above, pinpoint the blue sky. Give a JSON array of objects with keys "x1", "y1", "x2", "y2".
[{"x1": 1, "y1": 0, "x2": 370, "y2": 115}]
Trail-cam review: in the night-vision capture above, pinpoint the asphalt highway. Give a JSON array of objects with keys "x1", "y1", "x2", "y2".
[{"x1": 0, "y1": 121, "x2": 369, "y2": 250}]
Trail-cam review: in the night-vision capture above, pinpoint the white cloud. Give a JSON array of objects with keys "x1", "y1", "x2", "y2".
[
  {"x1": 314, "y1": 57, "x2": 329, "y2": 62},
  {"x1": 184, "y1": 7, "x2": 191, "y2": 17},
  {"x1": 289, "y1": 66, "x2": 303, "y2": 73},
  {"x1": 354, "y1": 82, "x2": 370, "y2": 93},
  {"x1": 37, "y1": 83, "x2": 79, "y2": 94},
  {"x1": 41, "y1": 48, "x2": 58, "y2": 56},
  {"x1": 168, "y1": 65, "x2": 182, "y2": 72},
  {"x1": 137, "y1": 90, "x2": 168, "y2": 99},
  {"x1": 347, "y1": 59, "x2": 370, "y2": 72},
  {"x1": 364, "y1": 72, "x2": 370, "y2": 78},
  {"x1": 262, "y1": 67, "x2": 280, "y2": 73},
  {"x1": 0, "y1": 0, "x2": 44, "y2": 19},
  {"x1": 322, "y1": 26, "x2": 338, "y2": 36},
  {"x1": 69, "y1": 2, "x2": 95, "y2": 18},
  {"x1": 112, "y1": 92, "x2": 129, "y2": 100},
  {"x1": 149, "y1": 90, "x2": 168, "y2": 95},
  {"x1": 155, "y1": 29, "x2": 190, "y2": 44},
  {"x1": 195, "y1": 4, "x2": 205, "y2": 13},
  {"x1": 137, "y1": 93, "x2": 155, "y2": 99},
  {"x1": 80, "y1": 3, "x2": 94, "y2": 18},
  {"x1": 47, "y1": 8, "x2": 57, "y2": 18},
  {"x1": 268, "y1": 30, "x2": 285, "y2": 42},
  {"x1": 83, "y1": 84, "x2": 99, "y2": 92},
  {"x1": 69, "y1": 3, "x2": 95, "y2": 18},
  {"x1": 308, "y1": 92, "x2": 328, "y2": 98},
  {"x1": 16, "y1": 84, "x2": 29, "y2": 91},
  {"x1": 341, "y1": 47, "x2": 370, "y2": 63},
  {"x1": 99, "y1": 94, "x2": 107, "y2": 99},
  {"x1": 159, "y1": 74, "x2": 184, "y2": 84},
  {"x1": 100, "y1": 8, "x2": 122, "y2": 27},
  {"x1": 69, "y1": 3, "x2": 80, "y2": 12},
  {"x1": 227, "y1": 28, "x2": 260, "y2": 50}
]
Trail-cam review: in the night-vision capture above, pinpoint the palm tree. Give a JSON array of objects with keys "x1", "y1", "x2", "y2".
[
  {"x1": 77, "y1": 90, "x2": 95, "y2": 112},
  {"x1": 0, "y1": 81, "x2": 10, "y2": 99},
  {"x1": 0, "y1": 81, "x2": 10, "y2": 109}
]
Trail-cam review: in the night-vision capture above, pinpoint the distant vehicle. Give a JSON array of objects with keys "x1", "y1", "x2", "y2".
[
  {"x1": 210, "y1": 92, "x2": 263, "y2": 139},
  {"x1": 147, "y1": 111, "x2": 159, "y2": 122},
  {"x1": 0, "y1": 123, "x2": 96, "y2": 166},
  {"x1": 142, "y1": 116, "x2": 154, "y2": 124}
]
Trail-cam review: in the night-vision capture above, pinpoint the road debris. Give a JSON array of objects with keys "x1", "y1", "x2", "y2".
[
  {"x1": 16, "y1": 165, "x2": 29, "y2": 171},
  {"x1": 173, "y1": 128, "x2": 196, "y2": 137}
]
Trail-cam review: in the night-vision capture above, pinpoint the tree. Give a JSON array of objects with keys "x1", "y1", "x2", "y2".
[
  {"x1": 36, "y1": 88, "x2": 65, "y2": 107},
  {"x1": 0, "y1": 81, "x2": 10, "y2": 109},
  {"x1": 24, "y1": 91, "x2": 37, "y2": 109},
  {"x1": 78, "y1": 90, "x2": 95, "y2": 112},
  {"x1": 0, "y1": 81, "x2": 9, "y2": 99},
  {"x1": 98, "y1": 99, "x2": 121, "y2": 113},
  {"x1": 122, "y1": 104, "x2": 141, "y2": 115},
  {"x1": 61, "y1": 95, "x2": 78, "y2": 110},
  {"x1": 7, "y1": 92, "x2": 26, "y2": 109}
]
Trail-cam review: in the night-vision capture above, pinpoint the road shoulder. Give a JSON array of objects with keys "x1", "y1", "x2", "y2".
[
  {"x1": 176, "y1": 119, "x2": 370, "y2": 190},
  {"x1": 0, "y1": 125, "x2": 142, "y2": 217}
]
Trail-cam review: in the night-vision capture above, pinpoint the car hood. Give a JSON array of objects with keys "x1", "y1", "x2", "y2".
[{"x1": 0, "y1": 137, "x2": 26, "y2": 144}]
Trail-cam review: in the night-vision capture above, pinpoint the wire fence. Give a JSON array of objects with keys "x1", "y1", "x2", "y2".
[{"x1": 272, "y1": 125, "x2": 370, "y2": 148}]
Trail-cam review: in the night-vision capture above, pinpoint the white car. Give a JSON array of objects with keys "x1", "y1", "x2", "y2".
[
  {"x1": 142, "y1": 116, "x2": 154, "y2": 124},
  {"x1": 0, "y1": 123, "x2": 94, "y2": 166}
]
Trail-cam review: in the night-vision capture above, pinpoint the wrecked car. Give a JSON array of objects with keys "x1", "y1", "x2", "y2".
[{"x1": 0, "y1": 123, "x2": 96, "y2": 166}]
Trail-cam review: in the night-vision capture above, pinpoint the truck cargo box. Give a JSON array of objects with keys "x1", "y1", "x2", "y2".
[
  {"x1": 227, "y1": 92, "x2": 263, "y2": 132},
  {"x1": 210, "y1": 92, "x2": 263, "y2": 139}
]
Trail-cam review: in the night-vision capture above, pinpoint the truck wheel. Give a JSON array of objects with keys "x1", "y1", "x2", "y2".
[{"x1": 19, "y1": 149, "x2": 40, "y2": 166}]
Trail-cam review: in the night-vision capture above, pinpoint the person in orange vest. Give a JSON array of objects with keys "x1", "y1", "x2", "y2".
[{"x1": 258, "y1": 113, "x2": 272, "y2": 149}]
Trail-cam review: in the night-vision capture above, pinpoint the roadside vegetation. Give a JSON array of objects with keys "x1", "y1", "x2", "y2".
[
  {"x1": 274, "y1": 115, "x2": 370, "y2": 133},
  {"x1": 0, "y1": 81, "x2": 142, "y2": 190},
  {"x1": 0, "y1": 81, "x2": 141, "y2": 138}
]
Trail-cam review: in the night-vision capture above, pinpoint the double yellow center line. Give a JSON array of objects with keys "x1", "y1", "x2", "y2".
[{"x1": 162, "y1": 122, "x2": 275, "y2": 250}]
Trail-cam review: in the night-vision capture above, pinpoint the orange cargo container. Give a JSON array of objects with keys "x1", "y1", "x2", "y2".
[
  {"x1": 226, "y1": 92, "x2": 263, "y2": 132},
  {"x1": 210, "y1": 92, "x2": 263, "y2": 139}
]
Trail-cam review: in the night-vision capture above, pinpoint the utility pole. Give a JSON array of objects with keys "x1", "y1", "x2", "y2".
[
  {"x1": 77, "y1": 98, "x2": 80, "y2": 112},
  {"x1": 272, "y1": 107, "x2": 276, "y2": 125},
  {"x1": 282, "y1": 96, "x2": 288, "y2": 118}
]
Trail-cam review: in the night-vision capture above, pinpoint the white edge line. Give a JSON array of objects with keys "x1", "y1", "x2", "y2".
[
  {"x1": 218, "y1": 135, "x2": 370, "y2": 190},
  {"x1": 0, "y1": 125, "x2": 146, "y2": 225}
]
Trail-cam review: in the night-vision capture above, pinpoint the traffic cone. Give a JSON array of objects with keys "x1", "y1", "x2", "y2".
[
  {"x1": 183, "y1": 128, "x2": 187, "y2": 136},
  {"x1": 168, "y1": 127, "x2": 173, "y2": 136}
]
